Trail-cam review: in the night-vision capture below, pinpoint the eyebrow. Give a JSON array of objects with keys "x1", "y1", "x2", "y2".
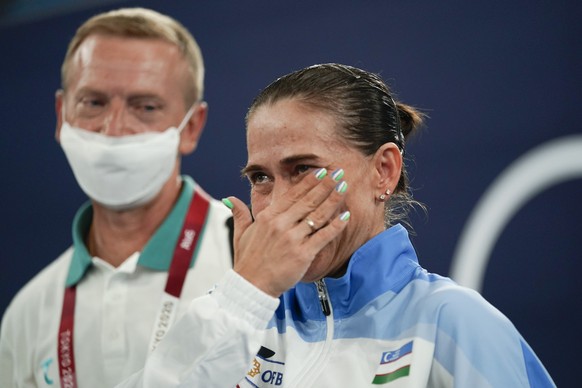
[
  {"x1": 74, "y1": 87, "x2": 165, "y2": 102},
  {"x1": 74, "y1": 87, "x2": 107, "y2": 98},
  {"x1": 241, "y1": 153, "x2": 321, "y2": 176}
]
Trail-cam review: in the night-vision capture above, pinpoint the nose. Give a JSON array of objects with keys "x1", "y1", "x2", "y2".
[
  {"x1": 100, "y1": 102, "x2": 130, "y2": 136},
  {"x1": 270, "y1": 181, "x2": 287, "y2": 205},
  {"x1": 268, "y1": 179, "x2": 293, "y2": 209},
  {"x1": 251, "y1": 179, "x2": 290, "y2": 218}
]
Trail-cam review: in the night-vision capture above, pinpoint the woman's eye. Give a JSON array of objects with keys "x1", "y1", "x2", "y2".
[
  {"x1": 248, "y1": 172, "x2": 271, "y2": 185},
  {"x1": 295, "y1": 165, "x2": 313, "y2": 175}
]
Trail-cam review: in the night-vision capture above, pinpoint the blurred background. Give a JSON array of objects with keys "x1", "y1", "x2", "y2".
[{"x1": 1, "y1": 0, "x2": 580, "y2": 385}]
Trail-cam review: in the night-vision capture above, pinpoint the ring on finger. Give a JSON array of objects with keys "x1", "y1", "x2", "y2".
[{"x1": 305, "y1": 217, "x2": 317, "y2": 232}]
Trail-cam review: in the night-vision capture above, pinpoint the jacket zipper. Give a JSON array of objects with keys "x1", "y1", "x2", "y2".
[
  {"x1": 315, "y1": 279, "x2": 331, "y2": 316},
  {"x1": 290, "y1": 280, "x2": 334, "y2": 386}
]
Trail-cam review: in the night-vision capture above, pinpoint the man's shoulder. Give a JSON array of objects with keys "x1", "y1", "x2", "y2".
[
  {"x1": 181, "y1": 177, "x2": 232, "y2": 227},
  {"x1": 2, "y1": 248, "x2": 73, "y2": 322},
  {"x1": 193, "y1": 184, "x2": 233, "y2": 235}
]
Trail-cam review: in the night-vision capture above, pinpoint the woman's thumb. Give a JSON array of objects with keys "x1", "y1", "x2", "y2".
[{"x1": 222, "y1": 197, "x2": 253, "y2": 247}]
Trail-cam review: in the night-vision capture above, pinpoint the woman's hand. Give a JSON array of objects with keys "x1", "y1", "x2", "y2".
[{"x1": 225, "y1": 168, "x2": 349, "y2": 297}]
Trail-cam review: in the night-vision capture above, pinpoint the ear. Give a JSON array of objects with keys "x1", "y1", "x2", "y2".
[
  {"x1": 179, "y1": 102, "x2": 208, "y2": 155},
  {"x1": 372, "y1": 142, "x2": 403, "y2": 195},
  {"x1": 55, "y1": 90, "x2": 64, "y2": 143}
]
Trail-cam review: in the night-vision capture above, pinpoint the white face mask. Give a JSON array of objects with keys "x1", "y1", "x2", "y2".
[{"x1": 59, "y1": 108, "x2": 195, "y2": 211}]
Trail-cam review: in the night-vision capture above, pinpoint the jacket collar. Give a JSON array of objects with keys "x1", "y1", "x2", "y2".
[{"x1": 289, "y1": 224, "x2": 420, "y2": 320}]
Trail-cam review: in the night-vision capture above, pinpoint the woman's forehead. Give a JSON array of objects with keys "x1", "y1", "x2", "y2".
[{"x1": 248, "y1": 100, "x2": 339, "y2": 137}]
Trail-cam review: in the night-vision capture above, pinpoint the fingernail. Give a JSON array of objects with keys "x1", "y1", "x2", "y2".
[
  {"x1": 335, "y1": 181, "x2": 348, "y2": 194},
  {"x1": 331, "y1": 168, "x2": 344, "y2": 181},
  {"x1": 222, "y1": 198, "x2": 234, "y2": 209},
  {"x1": 314, "y1": 168, "x2": 327, "y2": 180},
  {"x1": 339, "y1": 211, "x2": 351, "y2": 221}
]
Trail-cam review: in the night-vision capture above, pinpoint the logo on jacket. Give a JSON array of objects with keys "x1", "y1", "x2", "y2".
[
  {"x1": 241, "y1": 346, "x2": 285, "y2": 386},
  {"x1": 179, "y1": 229, "x2": 196, "y2": 250},
  {"x1": 372, "y1": 340, "x2": 413, "y2": 385},
  {"x1": 247, "y1": 358, "x2": 261, "y2": 378},
  {"x1": 41, "y1": 358, "x2": 54, "y2": 385}
]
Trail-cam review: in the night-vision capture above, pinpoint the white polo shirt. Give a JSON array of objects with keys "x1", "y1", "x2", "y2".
[{"x1": 0, "y1": 176, "x2": 233, "y2": 388}]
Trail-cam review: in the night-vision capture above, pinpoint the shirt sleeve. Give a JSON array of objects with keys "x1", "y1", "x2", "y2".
[{"x1": 116, "y1": 269, "x2": 279, "y2": 388}]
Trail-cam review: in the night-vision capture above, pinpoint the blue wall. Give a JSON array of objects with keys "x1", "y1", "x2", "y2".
[{"x1": 1, "y1": 1, "x2": 580, "y2": 385}]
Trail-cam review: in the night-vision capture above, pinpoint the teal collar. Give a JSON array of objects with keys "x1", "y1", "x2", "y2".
[{"x1": 66, "y1": 176, "x2": 204, "y2": 286}]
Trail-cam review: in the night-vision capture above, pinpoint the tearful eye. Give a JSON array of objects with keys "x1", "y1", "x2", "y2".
[
  {"x1": 247, "y1": 172, "x2": 271, "y2": 186},
  {"x1": 295, "y1": 165, "x2": 314, "y2": 175}
]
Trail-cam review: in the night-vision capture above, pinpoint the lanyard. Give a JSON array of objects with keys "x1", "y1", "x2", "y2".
[{"x1": 58, "y1": 187, "x2": 210, "y2": 388}]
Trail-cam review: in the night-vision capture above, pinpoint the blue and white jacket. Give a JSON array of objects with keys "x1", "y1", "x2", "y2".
[{"x1": 119, "y1": 225, "x2": 555, "y2": 387}]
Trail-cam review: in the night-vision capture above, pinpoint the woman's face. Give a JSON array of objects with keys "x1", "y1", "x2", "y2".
[{"x1": 245, "y1": 98, "x2": 387, "y2": 282}]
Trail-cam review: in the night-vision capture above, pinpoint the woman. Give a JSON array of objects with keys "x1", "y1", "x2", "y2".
[{"x1": 119, "y1": 64, "x2": 554, "y2": 387}]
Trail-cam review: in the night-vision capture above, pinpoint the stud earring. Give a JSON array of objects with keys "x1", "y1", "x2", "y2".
[{"x1": 378, "y1": 189, "x2": 391, "y2": 202}]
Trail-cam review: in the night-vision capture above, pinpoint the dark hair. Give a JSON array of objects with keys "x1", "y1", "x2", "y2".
[{"x1": 246, "y1": 63, "x2": 425, "y2": 226}]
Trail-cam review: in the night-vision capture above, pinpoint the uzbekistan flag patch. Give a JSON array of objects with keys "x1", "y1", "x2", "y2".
[{"x1": 372, "y1": 340, "x2": 413, "y2": 385}]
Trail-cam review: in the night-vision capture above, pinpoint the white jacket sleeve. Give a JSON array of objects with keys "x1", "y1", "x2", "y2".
[
  {"x1": 117, "y1": 269, "x2": 279, "y2": 388},
  {"x1": 0, "y1": 326, "x2": 15, "y2": 388}
]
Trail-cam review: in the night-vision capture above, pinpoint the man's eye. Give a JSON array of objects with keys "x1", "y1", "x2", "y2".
[
  {"x1": 143, "y1": 104, "x2": 158, "y2": 112},
  {"x1": 137, "y1": 103, "x2": 160, "y2": 112},
  {"x1": 76, "y1": 97, "x2": 106, "y2": 117},
  {"x1": 80, "y1": 98, "x2": 104, "y2": 107}
]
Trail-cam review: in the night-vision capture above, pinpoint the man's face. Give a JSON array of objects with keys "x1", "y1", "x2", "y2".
[{"x1": 57, "y1": 34, "x2": 192, "y2": 137}]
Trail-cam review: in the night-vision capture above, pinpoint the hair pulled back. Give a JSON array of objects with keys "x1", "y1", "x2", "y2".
[{"x1": 247, "y1": 63, "x2": 425, "y2": 226}]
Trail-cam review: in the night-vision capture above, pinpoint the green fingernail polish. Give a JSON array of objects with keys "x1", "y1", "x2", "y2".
[
  {"x1": 222, "y1": 198, "x2": 234, "y2": 209},
  {"x1": 314, "y1": 168, "x2": 327, "y2": 180},
  {"x1": 331, "y1": 168, "x2": 344, "y2": 181},
  {"x1": 335, "y1": 181, "x2": 348, "y2": 194},
  {"x1": 340, "y1": 211, "x2": 351, "y2": 221}
]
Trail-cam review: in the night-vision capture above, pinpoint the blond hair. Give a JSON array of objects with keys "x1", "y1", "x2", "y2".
[{"x1": 61, "y1": 7, "x2": 204, "y2": 104}]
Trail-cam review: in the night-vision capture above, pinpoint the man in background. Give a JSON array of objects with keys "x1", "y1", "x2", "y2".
[{"x1": 0, "y1": 7, "x2": 233, "y2": 387}]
